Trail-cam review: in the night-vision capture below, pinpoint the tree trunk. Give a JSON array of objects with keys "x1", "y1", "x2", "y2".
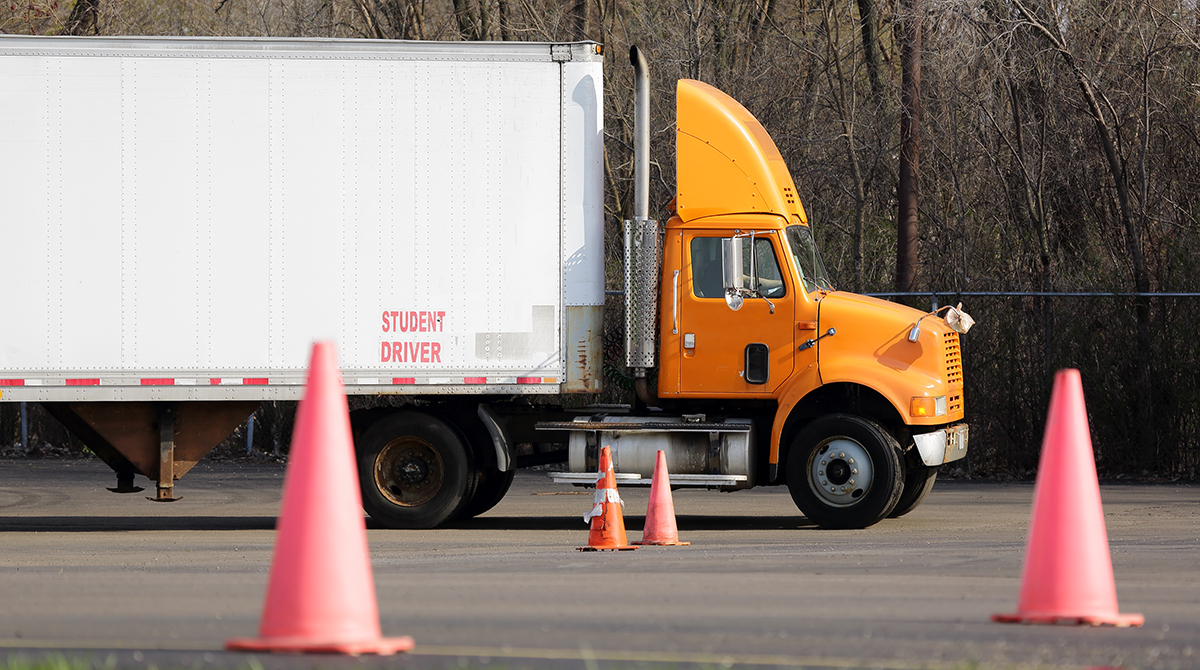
[
  {"x1": 855, "y1": 0, "x2": 884, "y2": 100},
  {"x1": 60, "y1": 0, "x2": 100, "y2": 35},
  {"x1": 895, "y1": 0, "x2": 921, "y2": 296},
  {"x1": 571, "y1": 0, "x2": 588, "y2": 40}
]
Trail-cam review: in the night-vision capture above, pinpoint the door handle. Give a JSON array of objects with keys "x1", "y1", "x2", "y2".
[{"x1": 672, "y1": 270, "x2": 680, "y2": 334}]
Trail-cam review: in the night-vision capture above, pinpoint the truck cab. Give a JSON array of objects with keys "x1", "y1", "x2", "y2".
[{"x1": 562, "y1": 69, "x2": 969, "y2": 529}]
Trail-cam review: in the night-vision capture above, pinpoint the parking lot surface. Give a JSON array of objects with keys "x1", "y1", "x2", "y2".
[{"x1": 0, "y1": 459, "x2": 1197, "y2": 669}]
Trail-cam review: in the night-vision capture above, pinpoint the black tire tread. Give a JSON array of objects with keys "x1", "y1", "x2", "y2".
[
  {"x1": 785, "y1": 413, "x2": 903, "y2": 529},
  {"x1": 355, "y1": 411, "x2": 472, "y2": 529},
  {"x1": 889, "y1": 462, "x2": 938, "y2": 518}
]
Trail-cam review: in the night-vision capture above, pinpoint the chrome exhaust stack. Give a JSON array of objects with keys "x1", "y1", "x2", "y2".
[{"x1": 624, "y1": 45, "x2": 660, "y2": 381}]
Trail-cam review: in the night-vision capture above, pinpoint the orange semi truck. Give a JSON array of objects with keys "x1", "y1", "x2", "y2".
[
  {"x1": 541, "y1": 48, "x2": 970, "y2": 529},
  {"x1": 0, "y1": 38, "x2": 968, "y2": 529}
]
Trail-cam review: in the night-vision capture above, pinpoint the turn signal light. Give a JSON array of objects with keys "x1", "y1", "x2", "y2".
[{"x1": 911, "y1": 396, "x2": 948, "y2": 418}]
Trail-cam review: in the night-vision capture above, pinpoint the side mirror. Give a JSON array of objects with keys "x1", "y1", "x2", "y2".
[{"x1": 722, "y1": 237, "x2": 744, "y2": 311}]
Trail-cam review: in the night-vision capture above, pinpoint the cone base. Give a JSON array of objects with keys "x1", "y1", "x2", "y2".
[
  {"x1": 577, "y1": 545, "x2": 636, "y2": 551},
  {"x1": 225, "y1": 635, "x2": 415, "y2": 655},
  {"x1": 992, "y1": 612, "x2": 1143, "y2": 628},
  {"x1": 632, "y1": 540, "x2": 690, "y2": 546}
]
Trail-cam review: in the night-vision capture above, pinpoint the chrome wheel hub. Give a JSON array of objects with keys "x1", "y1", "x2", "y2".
[{"x1": 808, "y1": 437, "x2": 873, "y2": 507}]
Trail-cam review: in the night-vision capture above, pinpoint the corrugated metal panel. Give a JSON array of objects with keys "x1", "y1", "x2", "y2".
[{"x1": 0, "y1": 36, "x2": 604, "y2": 401}]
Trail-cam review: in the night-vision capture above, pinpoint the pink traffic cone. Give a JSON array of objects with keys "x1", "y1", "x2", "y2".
[
  {"x1": 993, "y1": 368, "x2": 1143, "y2": 627},
  {"x1": 226, "y1": 341, "x2": 415, "y2": 653},
  {"x1": 633, "y1": 450, "x2": 689, "y2": 546}
]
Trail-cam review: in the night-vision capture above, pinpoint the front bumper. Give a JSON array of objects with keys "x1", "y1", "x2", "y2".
[{"x1": 912, "y1": 424, "x2": 969, "y2": 466}]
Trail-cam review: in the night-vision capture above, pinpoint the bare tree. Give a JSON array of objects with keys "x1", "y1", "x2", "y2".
[
  {"x1": 60, "y1": 0, "x2": 99, "y2": 34},
  {"x1": 895, "y1": 0, "x2": 920, "y2": 296}
]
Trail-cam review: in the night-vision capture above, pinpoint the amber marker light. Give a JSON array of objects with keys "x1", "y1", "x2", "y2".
[{"x1": 911, "y1": 396, "x2": 948, "y2": 418}]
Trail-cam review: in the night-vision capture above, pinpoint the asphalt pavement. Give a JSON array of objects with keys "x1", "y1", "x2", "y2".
[{"x1": 0, "y1": 458, "x2": 1197, "y2": 669}]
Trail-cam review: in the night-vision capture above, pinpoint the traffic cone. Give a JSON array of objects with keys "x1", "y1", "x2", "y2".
[
  {"x1": 993, "y1": 368, "x2": 1143, "y2": 627},
  {"x1": 578, "y1": 445, "x2": 636, "y2": 551},
  {"x1": 226, "y1": 342, "x2": 415, "y2": 654},
  {"x1": 633, "y1": 450, "x2": 689, "y2": 546}
]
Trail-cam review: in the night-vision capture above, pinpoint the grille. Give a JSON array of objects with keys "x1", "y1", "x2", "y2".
[
  {"x1": 947, "y1": 393, "x2": 963, "y2": 414},
  {"x1": 943, "y1": 332, "x2": 963, "y2": 388}
]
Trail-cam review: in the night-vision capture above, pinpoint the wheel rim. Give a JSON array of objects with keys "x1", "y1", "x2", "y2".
[
  {"x1": 807, "y1": 437, "x2": 873, "y2": 507},
  {"x1": 374, "y1": 436, "x2": 445, "y2": 507}
]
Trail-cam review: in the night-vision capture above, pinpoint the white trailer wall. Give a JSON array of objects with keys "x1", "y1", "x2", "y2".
[{"x1": 0, "y1": 37, "x2": 604, "y2": 401}]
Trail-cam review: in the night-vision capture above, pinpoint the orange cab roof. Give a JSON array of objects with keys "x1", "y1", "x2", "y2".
[{"x1": 675, "y1": 79, "x2": 807, "y2": 225}]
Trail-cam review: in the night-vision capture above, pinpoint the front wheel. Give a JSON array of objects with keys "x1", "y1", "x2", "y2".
[
  {"x1": 786, "y1": 414, "x2": 903, "y2": 529},
  {"x1": 356, "y1": 411, "x2": 472, "y2": 529},
  {"x1": 889, "y1": 462, "x2": 939, "y2": 518}
]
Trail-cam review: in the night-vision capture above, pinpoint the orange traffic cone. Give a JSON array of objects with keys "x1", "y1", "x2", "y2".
[
  {"x1": 226, "y1": 342, "x2": 415, "y2": 654},
  {"x1": 578, "y1": 445, "x2": 636, "y2": 551},
  {"x1": 633, "y1": 450, "x2": 689, "y2": 546},
  {"x1": 993, "y1": 369, "x2": 1143, "y2": 627}
]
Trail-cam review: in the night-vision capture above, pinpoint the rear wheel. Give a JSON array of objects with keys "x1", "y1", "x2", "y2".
[
  {"x1": 889, "y1": 462, "x2": 939, "y2": 518},
  {"x1": 458, "y1": 466, "x2": 516, "y2": 518},
  {"x1": 786, "y1": 414, "x2": 903, "y2": 529},
  {"x1": 356, "y1": 411, "x2": 472, "y2": 529}
]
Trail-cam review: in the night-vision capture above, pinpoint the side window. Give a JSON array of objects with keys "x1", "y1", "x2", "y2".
[
  {"x1": 690, "y1": 237, "x2": 725, "y2": 298},
  {"x1": 690, "y1": 236, "x2": 786, "y2": 299},
  {"x1": 751, "y1": 238, "x2": 786, "y2": 298}
]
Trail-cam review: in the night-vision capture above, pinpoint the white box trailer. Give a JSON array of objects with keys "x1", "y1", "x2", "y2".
[
  {"x1": 0, "y1": 36, "x2": 604, "y2": 400},
  {"x1": 0, "y1": 36, "x2": 605, "y2": 521}
]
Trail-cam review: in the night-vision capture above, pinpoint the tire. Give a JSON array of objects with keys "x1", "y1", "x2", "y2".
[
  {"x1": 458, "y1": 466, "x2": 516, "y2": 519},
  {"x1": 785, "y1": 414, "x2": 903, "y2": 529},
  {"x1": 356, "y1": 411, "x2": 472, "y2": 529},
  {"x1": 889, "y1": 462, "x2": 939, "y2": 518}
]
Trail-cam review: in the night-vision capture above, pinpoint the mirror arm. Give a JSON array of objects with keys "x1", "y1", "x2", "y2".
[
  {"x1": 798, "y1": 327, "x2": 836, "y2": 351},
  {"x1": 906, "y1": 305, "x2": 954, "y2": 343},
  {"x1": 753, "y1": 290, "x2": 776, "y2": 314}
]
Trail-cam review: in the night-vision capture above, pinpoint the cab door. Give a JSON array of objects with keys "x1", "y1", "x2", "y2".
[{"x1": 678, "y1": 231, "x2": 794, "y2": 395}]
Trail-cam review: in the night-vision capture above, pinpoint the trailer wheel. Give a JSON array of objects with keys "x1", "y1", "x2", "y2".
[
  {"x1": 889, "y1": 463, "x2": 939, "y2": 518},
  {"x1": 458, "y1": 466, "x2": 516, "y2": 519},
  {"x1": 356, "y1": 411, "x2": 471, "y2": 529},
  {"x1": 785, "y1": 414, "x2": 903, "y2": 529}
]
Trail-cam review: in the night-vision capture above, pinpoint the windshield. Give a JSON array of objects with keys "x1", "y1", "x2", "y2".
[{"x1": 785, "y1": 225, "x2": 834, "y2": 293}]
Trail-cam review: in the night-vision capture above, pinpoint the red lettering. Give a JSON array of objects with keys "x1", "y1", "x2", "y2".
[
  {"x1": 392, "y1": 342, "x2": 402, "y2": 362},
  {"x1": 421, "y1": 342, "x2": 430, "y2": 362},
  {"x1": 408, "y1": 311, "x2": 418, "y2": 333},
  {"x1": 407, "y1": 341, "x2": 417, "y2": 362},
  {"x1": 437, "y1": 311, "x2": 446, "y2": 331},
  {"x1": 381, "y1": 342, "x2": 391, "y2": 362},
  {"x1": 431, "y1": 341, "x2": 441, "y2": 363},
  {"x1": 417, "y1": 311, "x2": 426, "y2": 332},
  {"x1": 391, "y1": 311, "x2": 399, "y2": 332},
  {"x1": 382, "y1": 312, "x2": 391, "y2": 333}
]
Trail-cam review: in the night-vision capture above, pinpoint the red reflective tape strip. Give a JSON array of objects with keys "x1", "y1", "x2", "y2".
[
  {"x1": 0, "y1": 379, "x2": 25, "y2": 387},
  {"x1": 243, "y1": 378, "x2": 269, "y2": 385},
  {"x1": 140, "y1": 378, "x2": 174, "y2": 386},
  {"x1": 516, "y1": 377, "x2": 542, "y2": 384},
  {"x1": 463, "y1": 377, "x2": 487, "y2": 384},
  {"x1": 392, "y1": 378, "x2": 416, "y2": 384},
  {"x1": 66, "y1": 379, "x2": 100, "y2": 386}
]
